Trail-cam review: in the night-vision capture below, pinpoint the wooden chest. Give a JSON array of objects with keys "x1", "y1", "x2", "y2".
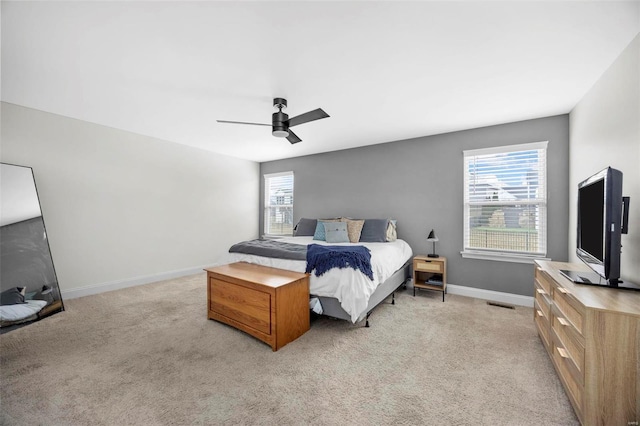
[{"x1": 205, "y1": 262, "x2": 310, "y2": 351}]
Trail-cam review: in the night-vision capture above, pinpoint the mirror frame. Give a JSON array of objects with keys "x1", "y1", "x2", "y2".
[{"x1": 1, "y1": 162, "x2": 64, "y2": 332}]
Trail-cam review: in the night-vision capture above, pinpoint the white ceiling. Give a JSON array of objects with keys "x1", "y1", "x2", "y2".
[{"x1": 2, "y1": 1, "x2": 639, "y2": 163}]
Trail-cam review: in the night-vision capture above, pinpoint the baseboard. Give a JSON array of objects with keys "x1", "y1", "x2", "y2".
[
  {"x1": 61, "y1": 265, "x2": 210, "y2": 299},
  {"x1": 445, "y1": 283, "x2": 534, "y2": 307},
  {"x1": 63, "y1": 268, "x2": 535, "y2": 307}
]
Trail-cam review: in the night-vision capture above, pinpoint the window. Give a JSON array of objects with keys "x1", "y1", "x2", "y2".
[
  {"x1": 462, "y1": 142, "x2": 548, "y2": 263},
  {"x1": 264, "y1": 171, "x2": 294, "y2": 236}
]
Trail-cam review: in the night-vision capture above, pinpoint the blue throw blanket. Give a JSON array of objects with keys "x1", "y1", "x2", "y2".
[{"x1": 305, "y1": 244, "x2": 373, "y2": 280}]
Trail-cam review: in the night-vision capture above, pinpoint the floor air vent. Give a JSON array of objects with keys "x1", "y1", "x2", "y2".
[{"x1": 487, "y1": 301, "x2": 515, "y2": 309}]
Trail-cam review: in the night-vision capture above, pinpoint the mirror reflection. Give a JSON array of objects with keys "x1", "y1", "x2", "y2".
[{"x1": 1, "y1": 163, "x2": 64, "y2": 332}]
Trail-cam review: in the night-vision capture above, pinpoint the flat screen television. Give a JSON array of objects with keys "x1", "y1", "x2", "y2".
[{"x1": 560, "y1": 167, "x2": 636, "y2": 289}]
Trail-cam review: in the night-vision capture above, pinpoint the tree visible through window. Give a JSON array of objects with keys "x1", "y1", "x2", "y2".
[
  {"x1": 463, "y1": 142, "x2": 548, "y2": 259},
  {"x1": 264, "y1": 171, "x2": 294, "y2": 236}
]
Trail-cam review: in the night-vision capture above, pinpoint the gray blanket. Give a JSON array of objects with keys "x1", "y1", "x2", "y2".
[{"x1": 229, "y1": 239, "x2": 307, "y2": 261}]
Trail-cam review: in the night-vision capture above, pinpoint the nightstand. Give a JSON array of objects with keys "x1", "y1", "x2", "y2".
[{"x1": 413, "y1": 255, "x2": 447, "y2": 302}]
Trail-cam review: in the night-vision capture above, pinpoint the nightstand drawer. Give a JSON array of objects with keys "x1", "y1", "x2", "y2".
[{"x1": 414, "y1": 260, "x2": 443, "y2": 273}]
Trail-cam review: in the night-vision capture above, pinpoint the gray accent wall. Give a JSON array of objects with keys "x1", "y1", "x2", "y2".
[{"x1": 261, "y1": 115, "x2": 569, "y2": 297}]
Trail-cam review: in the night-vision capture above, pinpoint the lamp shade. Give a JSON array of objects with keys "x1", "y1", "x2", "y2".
[{"x1": 427, "y1": 229, "x2": 440, "y2": 258}]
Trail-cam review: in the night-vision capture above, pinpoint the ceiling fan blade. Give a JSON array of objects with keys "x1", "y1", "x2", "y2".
[
  {"x1": 217, "y1": 120, "x2": 270, "y2": 127},
  {"x1": 287, "y1": 129, "x2": 302, "y2": 144},
  {"x1": 287, "y1": 108, "x2": 329, "y2": 128}
]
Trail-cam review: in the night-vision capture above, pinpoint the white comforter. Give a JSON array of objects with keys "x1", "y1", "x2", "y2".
[
  {"x1": 0, "y1": 299, "x2": 47, "y2": 323},
  {"x1": 215, "y1": 236, "x2": 413, "y2": 323}
]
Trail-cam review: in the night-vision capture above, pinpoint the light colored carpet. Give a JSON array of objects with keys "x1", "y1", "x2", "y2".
[{"x1": 0, "y1": 273, "x2": 578, "y2": 425}]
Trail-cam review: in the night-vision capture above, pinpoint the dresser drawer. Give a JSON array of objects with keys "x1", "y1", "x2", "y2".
[
  {"x1": 551, "y1": 311, "x2": 585, "y2": 377},
  {"x1": 210, "y1": 278, "x2": 271, "y2": 335},
  {"x1": 535, "y1": 267, "x2": 553, "y2": 295},
  {"x1": 552, "y1": 340, "x2": 584, "y2": 419},
  {"x1": 534, "y1": 301, "x2": 551, "y2": 350},
  {"x1": 534, "y1": 281, "x2": 551, "y2": 319},
  {"x1": 414, "y1": 259, "x2": 443, "y2": 273},
  {"x1": 552, "y1": 284, "x2": 585, "y2": 336}
]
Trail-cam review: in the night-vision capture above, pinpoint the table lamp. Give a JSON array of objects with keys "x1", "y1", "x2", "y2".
[{"x1": 427, "y1": 229, "x2": 439, "y2": 258}]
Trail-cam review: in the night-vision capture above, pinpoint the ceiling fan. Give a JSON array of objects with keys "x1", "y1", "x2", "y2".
[{"x1": 217, "y1": 98, "x2": 329, "y2": 144}]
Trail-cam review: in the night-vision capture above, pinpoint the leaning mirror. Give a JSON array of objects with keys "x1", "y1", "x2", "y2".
[{"x1": 1, "y1": 163, "x2": 64, "y2": 332}]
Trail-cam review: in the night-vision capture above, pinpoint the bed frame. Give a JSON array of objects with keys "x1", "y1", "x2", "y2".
[{"x1": 312, "y1": 259, "x2": 411, "y2": 327}]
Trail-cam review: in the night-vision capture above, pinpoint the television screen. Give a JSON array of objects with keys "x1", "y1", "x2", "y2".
[
  {"x1": 578, "y1": 179, "x2": 604, "y2": 262},
  {"x1": 564, "y1": 166, "x2": 636, "y2": 290}
]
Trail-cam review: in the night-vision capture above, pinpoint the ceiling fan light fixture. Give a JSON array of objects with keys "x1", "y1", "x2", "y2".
[{"x1": 272, "y1": 108, "x2": 289, "y2": 137}]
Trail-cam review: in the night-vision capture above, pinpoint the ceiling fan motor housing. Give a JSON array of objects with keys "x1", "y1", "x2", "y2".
[{"x1": 272, "y1": 100, "x2": 289, "y2": 137}]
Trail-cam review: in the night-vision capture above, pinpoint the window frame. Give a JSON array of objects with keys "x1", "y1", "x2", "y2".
[
  {"x1": 263, "y1": 171, "x2": 294, "y2": 237},
  {"x1": 461, "y1": 141, "x2": 550, "y2": 264}
]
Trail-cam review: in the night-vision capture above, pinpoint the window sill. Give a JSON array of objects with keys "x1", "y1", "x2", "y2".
[{"x1": 460, "y1": 251, "x2": 550, "y2": 264}]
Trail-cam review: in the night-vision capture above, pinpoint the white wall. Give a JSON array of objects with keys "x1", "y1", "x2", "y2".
[
  {"x1": 1, "y1": 102, "x2": 260, "y2": 295},
  {"x1": 569, "y1": 33, "x2": 640, "y2": 284}
]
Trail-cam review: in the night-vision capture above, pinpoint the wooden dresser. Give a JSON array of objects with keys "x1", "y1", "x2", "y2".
[
  {"x1": 205, "y1": 262, "x2": 310, "y2": 351},
  {"x1": 534, "y1": 260, "x2": 640, "y2": 425}
]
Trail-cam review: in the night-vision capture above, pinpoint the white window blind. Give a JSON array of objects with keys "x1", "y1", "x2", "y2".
[
  {"x1": 264, "y1": 171, "x2": 294, "y2": 236},
  {"x1": 463, "y1": 142, "x2": 548, "y2": 259}
]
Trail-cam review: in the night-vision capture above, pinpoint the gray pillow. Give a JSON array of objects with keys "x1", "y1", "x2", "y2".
[
  {"x1": 324, "y1": 222, "x2": 350, "y2": 243},
  {"x1": 0, "y1": 287, "x2": 27, "y2": 305},
  {"x1": 359, "y1": 219, "x2": 390, "y2": 242},
  {"x1": 294, "y1": 218, "x2": 318, "y2": 236}
]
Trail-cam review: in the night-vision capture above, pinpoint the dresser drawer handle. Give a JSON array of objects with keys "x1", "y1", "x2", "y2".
[
  {"x1": 557, "y1": 317, "x2": 569, "y2": 327},
  {"x1": 557, "y1": 347, "x2": 570, "y2": 359},
  {"x1": 536, "y1": 288, "x2": 546, "y2": 295},
  {"x1": 536, "y1": 310, "x2": 544, "y2": 318},
  {"x1": 557, "y1": 287, "x2": 569, "y2": 294}
]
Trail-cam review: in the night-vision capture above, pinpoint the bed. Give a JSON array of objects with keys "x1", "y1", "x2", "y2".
[
  {"x1": 217, "y1": 235, "x2": 413, "y2": 325},
  {"x1": 0, "y1": 299, "x2": 48, "y2": 327}
]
